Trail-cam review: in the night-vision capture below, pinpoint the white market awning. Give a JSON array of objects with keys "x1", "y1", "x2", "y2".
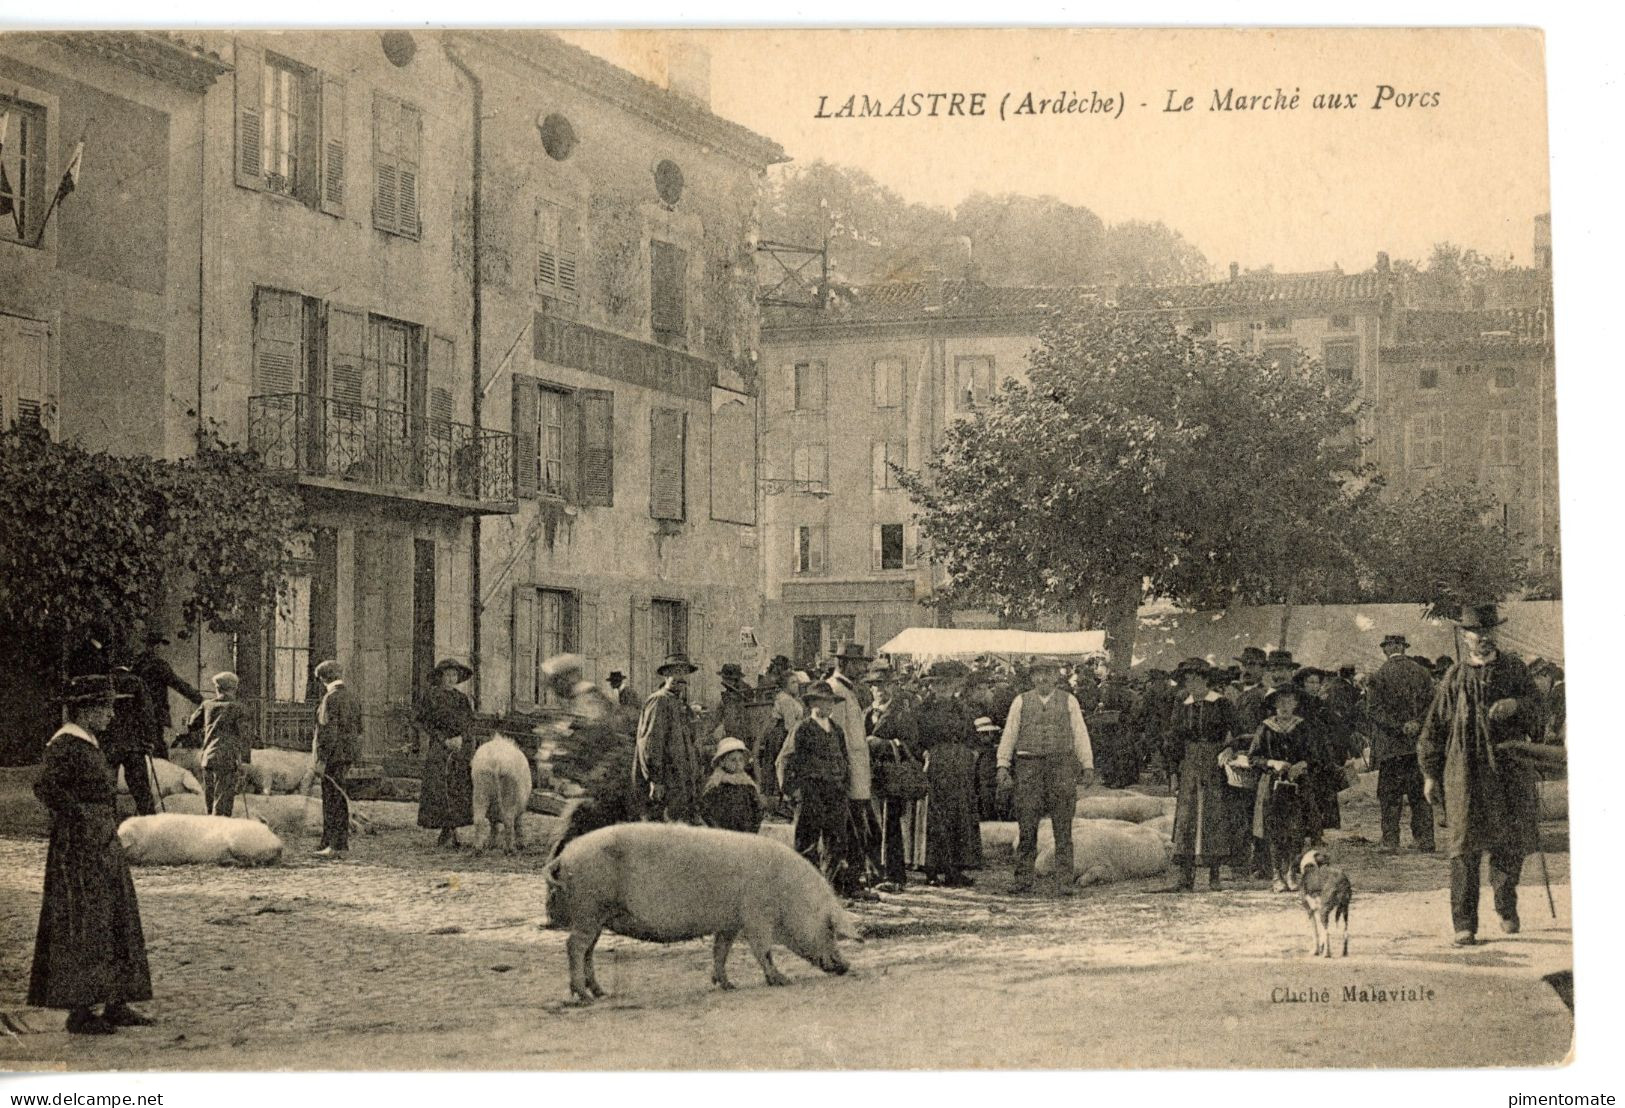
[{"x1": 877, "y1": 627, "x2": 1108, "y2": 663}]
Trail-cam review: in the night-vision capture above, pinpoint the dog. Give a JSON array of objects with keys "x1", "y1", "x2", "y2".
[{"x1": 1299, "y1": 849, "x2": 1352, "y2": 957}]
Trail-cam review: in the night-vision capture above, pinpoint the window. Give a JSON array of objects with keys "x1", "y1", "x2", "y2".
[
  {"x1": 0, "y1": 96, "x2": 47, "y2": 245},
  {"x1": 1262, "y1": 344, "x2": 1297, "y2": 370},
  {"x1": 512, "y1": 585, "x2": 580, "y2": 709},
  {"x1": 872, "y1": 357, "x2": 905, "y2": 408},
  {"x1": 273, "y1": 570, "x2": 312, "y2": 702},
  {"x1": 650, "y1": 407, "x2": 687, "y2": 520},
  {"x1": 1408, "y1": 412, "x2": 1445, "y2": 469},
  {"x1": 1330, "y1": 314, "x2": 1353, "y2": 331},
  {"x1": 873, "y1": 523, "x2": 914, "y2": 571},
  {"x1": 235, "y1": 44, "x2": 345, "y2": 214},
  {"x1": 795, "y1": 525, "x2": 828, "y2": 575},
  {"x1": 1420, "y1": 366, "x2": 1439, "y2": 390},
  {"x1": 651, "y1": 598, "x2": 688, "y2": 663},
  {"x1": 792, "y1": 442, "x2": 828, "y2": 489},
  {"x1": 954, "y1": 355, "x2": 995, "y2": 409},
  {"x1": 791, "y1": 361, "x2": 826, "y2": 411},
  {"x1": 1, "y1": 312, "x2": 50, "y2": 431},
  {"x1": 373, "y1": 94, "x2": 421, "y2": 238},
  {"x1": 1487, "y1": 410, "x2": 1522, "y2": 466},
  {"x1": 511, "y1": 379, "x2": 612, "y2": 504},
  {"x1": 271, "y1": 529, "x2": 335, "y2": 704},
  {"x1": 651, "y1": 240, "x2": 687, "y2": 345},
  {"x1": 1322, "y1": 340, "x2": 1358, "y2": 383},
  {"x1": 1493, "y1": 366, "x2": 1517, "y2": 390},
  {"x1": 1266, "y1": 317, "x2": 1290, "y2": 332},
  {"x1": 538, "y1": 387, "x2": 569, "y2": 494},
  {"x1": 793, "y1": 615, "x2": 854, "y2": 670},
  {"x1": 871, "y1": 439, "x2": 905, "y2": 490},
  {"x1": 536, "y1": 201, "x2": 580, "y2": 302},
  {"x1": 1188, "y1": 319, "x2": 1212, "y2": 337}
]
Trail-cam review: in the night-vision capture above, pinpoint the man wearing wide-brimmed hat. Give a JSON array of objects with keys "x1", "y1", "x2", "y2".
[
  {"x1": 635, "y1": 653, "x2": 704, "y2": 823},
  {"x1": 996, "y1": 656, "x2": 1093, "y2": 895},
  {"x1": 1419, "y1": 602, "x2": 1543, "y2": 945},
  {"x1": 29, "y1": 675, "x2": 155, "y2": 1035},
  {"x1": 1363, "y1": 633, "x2": 1437, "y2": 852},
  {"x1": 781, "y1": 680, "x2": 855, "y2": 894},
  {"x1": 311, "y1": 659, "x2": 362, "y2": 858}
]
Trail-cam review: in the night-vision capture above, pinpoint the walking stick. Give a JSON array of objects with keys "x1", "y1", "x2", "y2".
[
  {"x1": 1534, "y1": 836, "x2": 1557, "y2": 919},
  {"x1": 144, "y1": 748, "x2": 167, "y2": 814}
]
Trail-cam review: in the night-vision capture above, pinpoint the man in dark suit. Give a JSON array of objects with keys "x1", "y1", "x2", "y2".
[
  {"x1": 311, "y1": 659, "x2": 362, "y2": 857},
  {"x1": 129, "y1": 624, "x2": 202, "y2": 756}
]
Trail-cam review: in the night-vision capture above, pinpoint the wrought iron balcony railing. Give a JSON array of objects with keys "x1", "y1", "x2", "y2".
[{"x1": 248, "y1": 392, "x2": 516, "y2": 511}]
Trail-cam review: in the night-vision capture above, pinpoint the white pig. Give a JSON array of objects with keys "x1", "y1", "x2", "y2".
[
  {"x1": 250, "y1": 748, "x2": 314, "y2": 794},
  {"x1": 117, "y1": 758, "x2": 202, "y2": 798},
  {"x1": 117, "y1": 813, "x2": 284, "y2": 866},
  {"x1": 543, "y1": 823, "x2": 860, "y2": 1003},
  {"x1": 471, "y1": 734, "x2": 532, "y2": 853}
]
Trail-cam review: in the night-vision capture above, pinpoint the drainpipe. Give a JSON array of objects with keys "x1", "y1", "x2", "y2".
[
  {"x1": 444, "y1": 39, "x2": 485, "y2": 708},
  {"x1": 196, "y1": 88, "x2": 208, "y2": 693}
]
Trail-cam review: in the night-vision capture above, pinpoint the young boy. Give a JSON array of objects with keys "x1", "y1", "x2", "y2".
[
  {"x1": 186, "y1": 672, "x2": 252, "y2": 816},
  {"x1": 699, "y1": 736, "x2": 766, "y2": 834}
]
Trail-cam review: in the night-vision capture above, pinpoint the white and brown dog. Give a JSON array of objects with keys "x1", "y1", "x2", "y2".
[{"x1": 1299, "y1": 849, "x2": 1352, "y2": 957}]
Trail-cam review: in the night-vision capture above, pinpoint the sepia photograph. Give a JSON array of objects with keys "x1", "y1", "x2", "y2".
[{"x1": 0, "y1": 16, "x2": 1604, "y2": 1085}]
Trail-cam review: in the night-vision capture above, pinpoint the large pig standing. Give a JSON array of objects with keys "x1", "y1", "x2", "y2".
[
  {"x1": 471, "y1": 734, "x2": 532, "y2": 852},
  {"x1": 544, "y1": 823, "x2": 859, "y2": 1003},
  {"x1": 118, "y1": 813, "x2": 284, "y2": 866}
]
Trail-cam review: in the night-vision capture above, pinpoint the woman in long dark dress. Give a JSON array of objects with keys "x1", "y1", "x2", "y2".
[
  {"x1": 1293, "y1": 666, "x2": 1346, "y2": 843},
  {"x1": 1165, "y1": 659, "x2": 1244, "y2": 891},
  {"x1": 1247, "y1": 685, "x2": 1314, "y2": 891},
  {"x1": 416, "y1": 659, "x2": 476, "y2": 848},
  {"x1": 29, "y1": 675, "x2": 155, "y2": 1035}
]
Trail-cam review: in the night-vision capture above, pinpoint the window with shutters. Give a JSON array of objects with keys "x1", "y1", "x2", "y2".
[
  {"x1": 536, "y1": 201, "x2": 580, "y2": 303},
  {"x1": 795, "y1": 525, "x2": 828, "y2": 575},
  {"x1": 650, "y1": 240, "x2": 687, "y2": 345},
  {"x1": 651, "y1": 598, "x2": 688, "y2": 663},
  {"x1": 954, "y1": 355, "x2": 994, "y2": 410},
  {"x1": 0, "y1": 95, "x2": 47, "y2": 246},
  {"x1": 871, "y1": 439, "x2": 905, "y2": 490},
  {"x1": 650, "y1": 407, "x2": 686, "y2": 520},
  {"x1": 792, "y1": 361, "x2": 826, "y2": 411},
  {"x1": 1408, "y1": 412, "x2": 1445, "y2": 469},
  {"x1": 512, "y1": 586, "x2": 579, "y2": 709},
  {"x1": 0, "y1": 312, "x2": 51, "y2": 433},
  {"x1": 874, "y1": 523, "x2": 906, "y2": 571},
  {"x1": 792, "y1": 442, "x2": 828, "y2": 490},
  {"x1": 1487, "y1": 410, "x2": 1522, "y2": 466},
  {"x1": 872, "y1": 357, "x2": 905, "y2": 408},
  {"x1": 234, "y1": 44, "x2": 342, "y2": 212},
  {"x1": 373, "y1": 93, "x2": 421, "y2": 238},
  {"x1": 1322, "y1": 340, "x2": 1358, "y2": 383}
]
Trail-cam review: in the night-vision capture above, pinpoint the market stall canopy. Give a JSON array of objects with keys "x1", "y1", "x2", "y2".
[{"x1": 877, "y1": 627, "x2": 1108, "y2": 663}]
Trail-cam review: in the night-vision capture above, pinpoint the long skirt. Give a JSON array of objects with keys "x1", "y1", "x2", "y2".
[
  {"x1": 417, "y1": 739, "x2": 474, "y2": 830},
  {"x1": 1171, "y1": 741, "x2": 1242, "y2": 866}
]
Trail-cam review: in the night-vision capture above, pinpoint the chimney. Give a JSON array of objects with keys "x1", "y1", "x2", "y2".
[
  {"x1": 666, "y1": 42, "x2": 711, "y2": 109},
  {"x1": 1376, "y1": 251, "x2": 1391, "y2": 275},
  {"x1": 1229, "y1": 261, "x2": 1240, "y2": 281}
]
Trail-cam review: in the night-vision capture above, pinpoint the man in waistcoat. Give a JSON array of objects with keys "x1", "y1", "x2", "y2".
[{"x1": 996, "y1": 657, "x2": 1094, "y2": 895}]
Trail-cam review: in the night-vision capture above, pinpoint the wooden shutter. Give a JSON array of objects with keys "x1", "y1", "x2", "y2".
[
  {"x1": 871, "y1": 441, "x2": 885, "y2": 491},
  {"x1": 560, "y1": 390, "x2": 581, "y2": 502},
  {"x1": 650, "y1": 407, "x2": 686, "y2": 520},
  {"x1": 409, "y1": 328, "x2": 429, "y2": 421},
  {"x1": 309, "y1": 528, "x2": 338, "y2": 703},
  {"x1": 810, "y1": 526, "x2": 827, "y2": 574},
  {"x1": 429, "y1": 333, "x2": 456, "y2": 422},
  {"x1": 871, "y1": 523, "x2": 884, "y2": 571},
  {"x1": 372, "y1": 95, "x2": 398, "y2": 233},
  {"x1": 511, "y1": 587, "x2": 536, "y2": 712},
  {"x1": 326, "y1": 305, "x2": 366, "y2": 406},
  {"x1": 2, "y1": 315, "x2": 50, "y2": 428},
  {"x1": 512, "y1": 378, "x2": 539, "y2": 497},
  {"x1": 904, "y1": 521, "x2": 919, "y2": 568},
  {"x1": 234, "y1": 42, "x2": 263, "y2": 188},
  {"x1": 651, "y1": 241, "x2": 687, "y2": 341},
  {"x1": 557, "y1": 207, "x2": 579, "y2": 297},
  {"x1": 579, "y1": 388, "x2": 615, "y2": 506},
  {"x1": 253, "y1": 289, "x2": 303, "y2": 394},
  {"x1": 398, "y1": 102, "x2": 421, "y2": 239},
  {"x1": 319, "y1": 74, "x2": 346, "y2": 217}
]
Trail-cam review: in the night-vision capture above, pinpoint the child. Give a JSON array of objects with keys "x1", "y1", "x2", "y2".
[
  {"x1": 699, "y1": 736, "x2": 766, "y2": 834},
  {"x1": 186, "y1": 672, "x2": 253, "y2": 816}
]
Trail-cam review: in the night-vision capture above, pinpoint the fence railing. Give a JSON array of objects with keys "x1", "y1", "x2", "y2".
[{"x1": 248, "y1": 392, "x2": 516, "y2": 508}]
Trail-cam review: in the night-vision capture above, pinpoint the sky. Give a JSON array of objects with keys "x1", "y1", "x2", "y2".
[{"x1": 557, "y1": 28, "x2": 1551, "y2": 278}]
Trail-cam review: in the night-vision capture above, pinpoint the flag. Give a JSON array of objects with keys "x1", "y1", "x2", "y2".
[{"x1": 54, "y1": 139, "x2": 82, "y2": 202}]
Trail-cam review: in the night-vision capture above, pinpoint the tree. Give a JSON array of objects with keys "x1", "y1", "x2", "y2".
[
  {"x1": 896, "y1": 311, "x2": 1371, "y2": 667},
  {"x1": 1347, "y1": 482, "x2": 1529, "y2": 615}
]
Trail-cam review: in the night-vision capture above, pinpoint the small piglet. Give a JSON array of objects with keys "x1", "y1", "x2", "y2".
[
  {"x1": 471, "y1": 734, "x2": 532, "y2": 853},
  {"x1": 117, "y1": 813, "x2": 284, "y2": 866},
  {"x1": 544, "y1": 823, "x2": 861, "y2": 1003}
]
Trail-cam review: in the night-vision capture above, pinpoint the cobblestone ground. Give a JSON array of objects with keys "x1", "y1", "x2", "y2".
[{"x1": 0, "y1": 790, "x2": 1574, "y2": 1071}]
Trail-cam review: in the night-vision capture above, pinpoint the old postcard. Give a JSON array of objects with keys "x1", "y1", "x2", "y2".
[{"x1": 0, "y1": 26, "x2": 1574, "y2": 1076}]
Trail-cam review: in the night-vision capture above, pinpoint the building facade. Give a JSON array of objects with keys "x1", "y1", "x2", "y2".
[{"x1": 760, "y1": 260, "x2": 1558, "y2": 666}]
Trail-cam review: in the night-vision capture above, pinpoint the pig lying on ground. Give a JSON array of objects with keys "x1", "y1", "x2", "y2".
[
  {"x1": 1144, "y1": 812, "x2": 1175, "y2": 839},
  {"x1": 544, "y1": 823, "x2": 859, "y2": 1003},
  {"x1": 472, "y1": 734, "x2": 532, "y2": 852},
  {"x1": 982, "y1": 818, "x2": 1172, "y2": 885},
  {"x1": 117, "y1": 812, "x2": 284, "y2": 866},
  {"x1": 1074, "y1": 793, "x2": 1174, "y2": 823},
  {"x1": 117, "y1": 758, "x2": 202, "y2": 798}
]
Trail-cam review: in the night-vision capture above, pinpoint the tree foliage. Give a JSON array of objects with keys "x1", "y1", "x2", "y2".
[
  {"x1": 0, "y1": 424, "x2": 303, "y2": 648},
  {"x1": 897, "y1": 311, "x2": 1372, "y2": 661},
  {"x1": 1345, "y1": 483, "x2": 1529, "y2": 614}
]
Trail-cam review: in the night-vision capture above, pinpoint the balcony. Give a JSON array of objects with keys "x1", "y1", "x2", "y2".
[{"x1": 248, "y1": 393, "x2": 517, "y2": 514}]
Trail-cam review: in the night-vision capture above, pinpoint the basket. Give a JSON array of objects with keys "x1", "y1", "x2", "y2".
[{"x1": 1221, "y1": 753, "x2": 1260, "y2": 790}]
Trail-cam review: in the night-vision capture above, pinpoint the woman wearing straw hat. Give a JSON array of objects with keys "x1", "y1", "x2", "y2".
[
  {"x1": 29, "y1": 675, "x2": 155, "y2": 1035},
  {"x1": 416, "y1": 659, "x2": 477, "y2": 849}
]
